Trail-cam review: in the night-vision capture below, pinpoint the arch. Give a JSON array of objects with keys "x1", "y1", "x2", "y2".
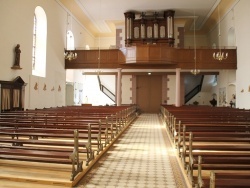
[
  {"x1": 212, "y1": 43, "x2": 216, "y2": 49},
  {"x1": 66, "y1": 30, "x2": 75, "y2": 50},
  {"x1": 228, "y1": 27, "x2": 236, "y2": 46},
  {"x1": 32, "y1": 6, "x2": 47, "y2": 77},
  {"x1": 228, "y1": 84, "x2": 236, "y2": 107}
]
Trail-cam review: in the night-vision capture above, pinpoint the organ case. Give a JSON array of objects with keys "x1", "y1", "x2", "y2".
[{"x1": 124, "y1": 10, "x2": 175, "y2": 46}]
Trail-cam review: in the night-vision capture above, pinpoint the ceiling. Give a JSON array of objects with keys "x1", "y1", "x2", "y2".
[{"x1": 59, "y1": 0, "x2": 235, "y2": 37}]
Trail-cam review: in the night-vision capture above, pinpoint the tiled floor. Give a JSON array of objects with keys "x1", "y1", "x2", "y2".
[{"x1": 76, "y1": 113, "x2": 188, "y2": 188}]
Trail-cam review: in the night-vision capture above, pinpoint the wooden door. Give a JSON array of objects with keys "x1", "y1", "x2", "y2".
[{"x1": 136, "y1": 75, "x2": 162, "y2": 113}]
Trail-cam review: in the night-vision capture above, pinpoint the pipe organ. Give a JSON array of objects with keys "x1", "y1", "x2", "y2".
[{"x1": 124, "y1": 10, "x2": 175, "y2": 46}]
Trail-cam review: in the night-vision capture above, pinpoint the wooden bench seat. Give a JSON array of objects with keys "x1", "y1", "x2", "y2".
[
  {"x1": 0, "y1": 122, "x2": 103, "y2": 160},
  {"x1": 0, "y1": 148, "x2": 75, "y2": 162},
  {"x1": 0, "y1": 129, "x2": 83, "y2": 181},
  {"x1": 203, "y1": 171, "x2": 250, "y2": 188},
  {"x1": 0, "y1": 105, "x2": 137, "y2": 184},
  {"x1": 192, "y1": 156, "x2": 250, "y2": 188},
  {"x1": 0, "y1": 143, "x2": 86, "y2": 153},
  {"x1": 175, "y1": 131, "x2": 250, "y2": 150},
  {"x1": 167, "y1": 120, "x2": 250, "y2": 142},
  {"x1": 0, "y1": 128, "x2": 102, "y2": 155},
  {"x1": 184, "y1": 132, "x2": 250, "y2": 166},
  {"x1": 0, "y1": 148, "x2": 82, "y2": 181},
  {"x1": 0, "y1": 114, "x2": 122, "y2": 138},
  {"x1": 161, "y1": 105, "x2": 250, "y2": 188},
  {"x1": 0, "y1": 121, "x2": 115, "y2": 149},
  {"x1": 184, "y1": 132, "x2": 250, "y2": 186},
  {"x1": 176, "y1": 125, "x2": 250, "y2": 156}
]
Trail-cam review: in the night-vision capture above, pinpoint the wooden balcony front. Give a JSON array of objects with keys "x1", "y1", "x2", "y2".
[{"x1": 65, "y1": 44, "x2": 237, "y2": 70}]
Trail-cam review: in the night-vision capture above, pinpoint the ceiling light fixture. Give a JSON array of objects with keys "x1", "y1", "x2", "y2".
[
  {"x1": 97, "y1": 0, "x2": 102, "y2": 75},
  {"x1": 64, "y1": 13, "x2": 77, "y2": 61},
  {"x1": 191, "y1": 10, "x2": 200, "y2": 75},
  {"x1": 213, "y1": 4, "x2": 228, "y2": 61},
  {"x1": 64, "y1": 50, "x2": 77, "y2": 61}
]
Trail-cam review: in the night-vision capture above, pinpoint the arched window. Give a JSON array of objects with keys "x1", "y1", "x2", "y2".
[
  {"x1": 228, "y1": 27, "x2": 236, "y2": 46},
  {"x1": 66, "y1": 30, "x2": 75, "y2": 50},
  {"x1": 32, "y1": 6, "x2": 47, "y2": 77}
]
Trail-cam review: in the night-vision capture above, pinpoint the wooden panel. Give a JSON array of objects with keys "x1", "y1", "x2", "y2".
[
  {"x1": 100, "y1": 51, "x2": 108, "y2": 63},
  {"x1": 86, "y1": 51, "x2": 98, "y2": 62},
  {"x1": 149, "y1": 46, "x2": 161, "y2": 60},
  {"x1": 136, "y1": 76, "x2": 149, "y2": 112},
  {"x1": 108, "y1": 50, "x2": 119, "y2": 61},
  {"x1": 149, "y1": 76, "x2": 162, "y2": 113},
  {"x1": 65, "y1": 45, "x2": 237, "y2": 70},
  {"x1": 136, "y1": 46, "x2": 149, "y2": 61},
  {"x1": 164, "y1": 46, "x2": 177, "y2": 63},
  {"x1": 136, "y1": 75, "x2": 162, "y2": 113}
]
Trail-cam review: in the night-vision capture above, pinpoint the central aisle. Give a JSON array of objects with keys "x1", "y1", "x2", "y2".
[{"x1": 77, "y1": 113, "x2": 188, "y2": 188}]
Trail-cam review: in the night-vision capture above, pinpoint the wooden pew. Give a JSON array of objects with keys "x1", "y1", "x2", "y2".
[
  {"x1": 185, "y1": 132, "x2": 250, "y2": 186},
  {"x1": 0, "y1": 106, "x2": 136, "y2": 184},
  {"x1": 0, "y1": 120, "x2": 106, "y2": 155},
  {"x1": 195, "y1": 156, "x2": 250, "y2": 188},
  {"x1": 178, "y1": 124, "x2": 250, "y2": 157},
  {"x1": 0, "y1": 105, "x2": 137, "y2": 184},
  {"x1": 160, "y1": 105, "x2": 250, "y2": 188},
  {"x1": 0, "y1": 129, "x2": 83, "y2": 181},
  {"x1": 207, "y1": 171, "x2": 250, "y2": 188}
]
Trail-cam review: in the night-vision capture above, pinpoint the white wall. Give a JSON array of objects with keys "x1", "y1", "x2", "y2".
[
  {"x1": 0, "y1": 0, "x2": 98, "y2": 109},
  {"x1": 67, "y1": 71, "x2": 134, "y2": 106},
  {"x1": 184, "y1": 35, "x2": 208, "y2": 48},
  {"x1": 122, "y1": 75, "x2": 132, "y2": 104},
  {"x1": 208, "y1": 0, "x2": 249, "y2": 109},
  {"x1": 82, "y1": 75, "x2": 114, "y2": 106},
  {"x1": 94, "y1": 37, "x2": 116, "y2": 49},
  {"x1": 0, "y1": 0, "x2": 67, "y2": 109},
  {"x1": 3, "y1": 1, "x2": 249, "y2": 109},
  {"x1": 72, "y1": 18, "x2": 95, "y2": 49},
  {"x1": 100, "y1": 75, "x2": 116, "y2": 94},
  {"x1": 167, "y1": 75, "x2": 176, "y2": 105},
  {"x1": 187, "y1": 92, "x2": 214, "y2": 106},
  {"x1": 216, "y1": 70, "x2": 236, "y2": 106},
  {"x1": 234, "y1": 0, "x2": 250, "y2": 109}
]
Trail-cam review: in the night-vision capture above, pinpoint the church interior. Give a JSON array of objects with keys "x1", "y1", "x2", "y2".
[{"x1": 1, "y1": 0, "x2": 250, "y2": 187}]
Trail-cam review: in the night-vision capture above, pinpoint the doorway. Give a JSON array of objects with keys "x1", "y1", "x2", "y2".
[{"x1": 136, "y1": 75, "x2": 162, "y2": 113}]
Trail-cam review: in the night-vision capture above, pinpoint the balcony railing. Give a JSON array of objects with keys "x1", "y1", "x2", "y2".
[{"x1": 65, "y1": 44, "x2": 237, "y2": 70}]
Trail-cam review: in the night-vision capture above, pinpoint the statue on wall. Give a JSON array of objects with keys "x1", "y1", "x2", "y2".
[
  {"x1": 12, "y1": 44, "x2": 22, "y2": 69},
  {"x1": 14, "y1": 44, "x2": 21, "y2": 66}
]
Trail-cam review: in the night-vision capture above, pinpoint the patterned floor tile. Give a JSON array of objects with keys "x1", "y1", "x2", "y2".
[{"x1": 76, "y1": 114, "x2": 188, "y2": 188}]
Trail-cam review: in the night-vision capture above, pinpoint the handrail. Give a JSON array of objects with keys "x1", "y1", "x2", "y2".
[
  {"x1": 97, "y1": 75, "x2": 115, "y2": 103},
  {"x1": 185, "y1": 75, "x2": 204, "y2": 103},
  {"x1": 74, "y1": 45, "x2": 237, "y2": 50},
  {"x1": 101, "y1": 85, "x2": 116, "y2": 102}
]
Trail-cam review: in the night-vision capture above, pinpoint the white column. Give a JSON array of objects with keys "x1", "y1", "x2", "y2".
[
  {"x1": 175, "y1": 68, "x2": 181, "y2": 107},
  {"x1": 116, "y1": 68, "x2": 122, "y2": 106}
]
